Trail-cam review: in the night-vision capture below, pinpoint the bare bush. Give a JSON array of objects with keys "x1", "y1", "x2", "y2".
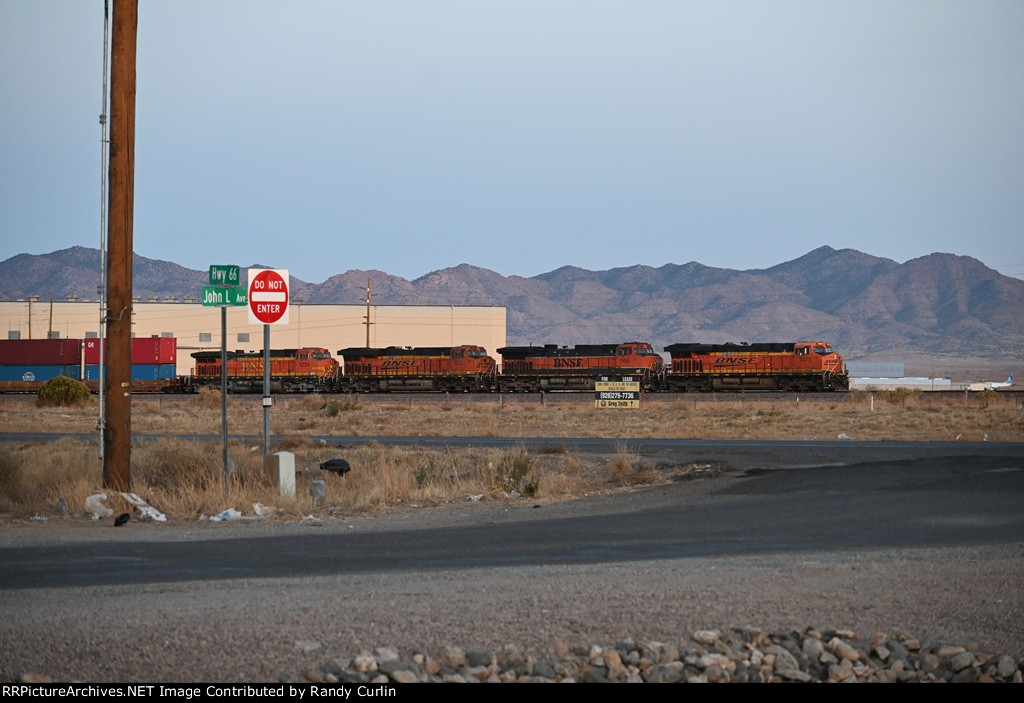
[
  {"x1": 482, "y1": 446, "x2": 540, "y2": 497},
  {"x1": 608, "y1": 443, "x2": 653, "y2": 486},
  {"x1": 884, "y1": 387, "x2": 923, "y2": 407}
]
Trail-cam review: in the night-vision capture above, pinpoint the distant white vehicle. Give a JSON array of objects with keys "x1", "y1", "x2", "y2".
[{"x1": 968, "y1": 374, "x2": 1014, "y2": 391}]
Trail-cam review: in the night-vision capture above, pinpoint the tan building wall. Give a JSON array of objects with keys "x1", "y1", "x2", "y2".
[{"x1": 0, "y1": 301, "x2": 506, "y2": 376}]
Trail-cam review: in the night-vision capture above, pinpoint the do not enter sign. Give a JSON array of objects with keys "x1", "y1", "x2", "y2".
[{"x1": 248, "y1": 268, "x2": 290, "y2": 325}]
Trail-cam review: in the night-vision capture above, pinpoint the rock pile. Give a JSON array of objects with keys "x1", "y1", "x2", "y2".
[{"x1": 306, "y1": 628, "x2": 1023, "y2": 683}]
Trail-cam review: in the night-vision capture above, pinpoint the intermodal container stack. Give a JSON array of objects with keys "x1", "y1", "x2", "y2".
[
  {"x1": 0, "y1": 338, "x2": 179, "y2": 386},
  {"x1": 82, "y1": 337, "x2": 177, "y2": 381},
  {"x1": 0, "y1": 339, "x2": 83, "y2": 382}
]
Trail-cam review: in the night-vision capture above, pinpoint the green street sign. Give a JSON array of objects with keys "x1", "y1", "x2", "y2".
[
  {"x1": 201, "y1": 285, "x2": 248, "y2": 307},
  {"x1": 209, "y1": 265, "x2": 241, "y2": 286}
]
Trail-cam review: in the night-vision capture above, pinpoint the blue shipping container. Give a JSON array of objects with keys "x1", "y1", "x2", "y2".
[
  {"x1": 132, "y1": 364, "x2": 178, "y2": 381},
  {"x1": 0, "y1": 365, "x2": 83, "y2": 382},
  {"x1": 84, "y1": 364, "x2": 178, "y2": 381}
]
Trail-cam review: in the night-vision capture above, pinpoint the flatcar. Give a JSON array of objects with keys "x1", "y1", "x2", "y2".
[
  {"x1": 188, "y1": 347, "x2": 338, "y2": 393},
  {"x1": 662, "y1": 341, "x2": 848, "y2": 391},
  {"x1": 496, "y1": 342, "x2": 664, "y2": 392},
  {"x1": 334, "y1": 345, "x2": 497, "y2": 392}
]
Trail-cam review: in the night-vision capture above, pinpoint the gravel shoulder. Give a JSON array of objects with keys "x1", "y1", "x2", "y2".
[{"x1": 2, "y1": 465, "x2": 1022, "y2": 682}]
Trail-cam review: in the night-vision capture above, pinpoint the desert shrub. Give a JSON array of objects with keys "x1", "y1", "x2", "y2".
[
  {"x1": 0, "y1": 440, "x2": 99, "y2": 515},
  {"x1": 414, "y1": 456, "x2": 446, "y2": 489},
  {"x1": 136, "y1": 438, "x2": 224, "y2": 491},
  {"x1": 328, "y1": 397, "x2": 361, "y2": 413},
  {"x1": 195, "y1": 386, "x2": 223, "y2": 408},
  {"x1": 491, "y1": 446, "x2": 540, "y2": 496},
  {"x1": 973, "y1": 390, "x2": 1002, "y2": 409},
  {"x1": 0, "y1": 447, "x2": 25, "y2": 508},
  {"x1": 884, "y1": 387, "x2": 922, "y2": 407},
  {"x1": 608, "y1": 443, "x2": 653, "y2": 486},
  {"x1": 301, "y1": 394, "x2": 326, "y2": 411},
  {"x1": 611, "y1": 443, "x2": 636, "y2": 475},
  {"x1": 36, "y1": 376, "x2": 91, "y2": 407}
]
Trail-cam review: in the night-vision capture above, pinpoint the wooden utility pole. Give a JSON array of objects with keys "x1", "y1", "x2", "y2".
[
  {"x1": 363, "y1": 277, "x2": 373, "y2": 347},
  {"x1": 103, "y1": 0, "x2": 138, "y2": 491}
]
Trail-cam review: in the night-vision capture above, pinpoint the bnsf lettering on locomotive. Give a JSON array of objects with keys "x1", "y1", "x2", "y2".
[
  {"x1": 715, "y1": 357, "x2": 751, "y2": 365},
  {"x1": 554, "y1": 358, "x2": 583, "y2": 368},
  {"x1": 382, "y1": 360, "x2": 414, "y2": 368}
]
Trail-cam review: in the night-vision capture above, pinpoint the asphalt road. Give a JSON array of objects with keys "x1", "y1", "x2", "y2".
[
  {"x1": 2, "y1": 439, "x2": 1022, "y2": 681},
  {"x1": 3, "y1": 443, "x2": 1022, "y2": 591}
]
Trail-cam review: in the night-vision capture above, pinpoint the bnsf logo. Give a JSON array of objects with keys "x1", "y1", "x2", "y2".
[
  {"x1": 554, "y1": 358, "x2": 583, "y2": 368},
  {"x1": 382, "y1": 360, "x2": 415, "y2": 368},
  {"x1": 714, "y1": 357, "x2": 752, "y2": 365}
]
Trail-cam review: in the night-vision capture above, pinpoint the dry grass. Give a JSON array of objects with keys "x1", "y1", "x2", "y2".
[
  {"x1": 0, "y1": 438, "x2": 607, "y2": 521},
  {"x1": 1, "y1": 391, "x2": 1021, "y2": 522},
  {"x1": 3, "y1": 391, "x2": 1021, "y2": 442}
]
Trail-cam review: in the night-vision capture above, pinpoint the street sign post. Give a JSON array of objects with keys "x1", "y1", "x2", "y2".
[
  {"x1": 203, "y1": 263, "x2": 244, "y2": 479},
  {"x1": 248, "y1": 268, "x2": 290, "y2": 325},
  {"x1": 247, "y1": 268, "x2": 290, "y2": 466}
]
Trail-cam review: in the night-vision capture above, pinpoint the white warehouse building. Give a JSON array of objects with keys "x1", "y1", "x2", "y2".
[{"x1": 0, "y1": 300, "x2": 507, "y2": 377}]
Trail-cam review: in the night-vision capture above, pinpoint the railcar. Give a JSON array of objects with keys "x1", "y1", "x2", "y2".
[
  {"x1": 662, "y1": 341, "x2": 848, "y2": 391},
  {"x1": 334, "y1": 345, "x2": 497, "y2": 392},
  {"x1": 496, "y1": 342, "x2": 664, "y2": 392},
  {"x1": 188, "y1": 347, "x2": 338, "y2": 393}
]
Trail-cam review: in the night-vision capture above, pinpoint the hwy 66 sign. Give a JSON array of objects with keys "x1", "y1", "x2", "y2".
[{"x1": 248, "y1": 268, "x2": 289, "y2": 325}]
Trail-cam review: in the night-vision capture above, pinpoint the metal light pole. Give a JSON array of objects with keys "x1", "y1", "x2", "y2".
[{"x1": 97, "y1": 0, "x2": 111, "y2": 461}]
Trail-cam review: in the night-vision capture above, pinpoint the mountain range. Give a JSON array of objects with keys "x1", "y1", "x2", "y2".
[{"x1": 2, "y1": 246, "x2": 1022, "y2": 366}]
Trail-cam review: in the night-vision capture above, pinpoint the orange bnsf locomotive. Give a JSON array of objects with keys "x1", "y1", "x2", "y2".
[
  {"x1": 662, "y1": 341, "x2": 848, "y2": 391},
  {"x1": 181, "y1": 340, "x2": 847, "y2": 393},
  {"x1": 496, "y1": 342, "x2": 664, "y2": 392},
  {"x1": 334, "y1": 345, "x2": 497, "y2": 392},
  {"x1": 189, "y1": 347, "x2": 339, "y2": 393}
]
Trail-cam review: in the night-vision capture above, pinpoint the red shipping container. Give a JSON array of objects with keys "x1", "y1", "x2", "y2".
[
  {"x1": 0, "y1": 339, "x2": 82, "y2": 366},
  {"x1": 83, "y1": 338, "x2": 102, "y2": 365},
  {"x1": 132, "y1": 337, "x2": 162, "y2": 364},
  {"x1": 84, "y1": 337, "x2": 177, "y2": 364},
  {"x1": 156, "y1": 337, "x2": 177, "y2": 364}
]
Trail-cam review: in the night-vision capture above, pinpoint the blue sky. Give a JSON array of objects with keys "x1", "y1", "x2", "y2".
[{"x1": 2, "y1": 1, "x2": 1022, "y2": 282}]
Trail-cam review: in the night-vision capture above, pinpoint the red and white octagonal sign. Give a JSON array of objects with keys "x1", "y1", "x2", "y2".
[{"x1": 248, "y1": 268, "x2": 290, "y2": 325}]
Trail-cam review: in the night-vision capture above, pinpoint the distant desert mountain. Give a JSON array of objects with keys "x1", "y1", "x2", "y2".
[{"x1": 2, "y1": 245, "x2": 1022, "y2": 359}]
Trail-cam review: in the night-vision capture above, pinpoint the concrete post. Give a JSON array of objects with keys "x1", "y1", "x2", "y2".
[{"x1": 273, "y1": 451, "x2": 296, "y2": 499}]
